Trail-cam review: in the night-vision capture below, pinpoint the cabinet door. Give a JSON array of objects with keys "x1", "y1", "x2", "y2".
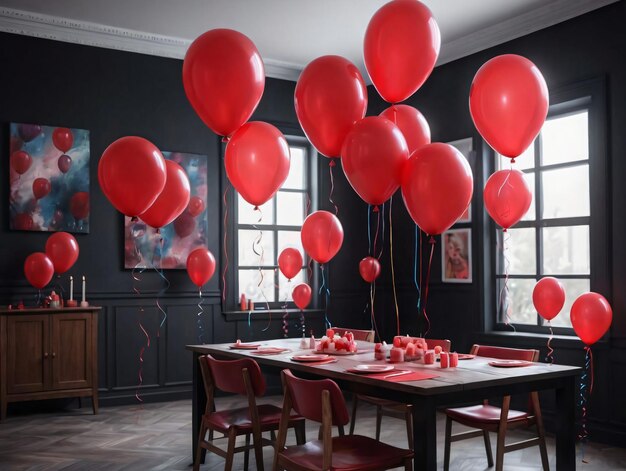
[
  {"x1": 50, "y1": 313, "x2": 92, "y2": 390},
  {"x1": 6, "y1": 315, "x2": 50, "y2": 394}
]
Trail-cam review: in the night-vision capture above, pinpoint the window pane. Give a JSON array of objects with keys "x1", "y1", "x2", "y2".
[
  {"x1": 542, "y1": 111, "x2": 588, "y2": 166},
  {"x1": 542, "y1": 165, "x2": 590, "y2": 219},
  {"x1": 278, "y1": 270, "x2": 306, "y2": 302},
  {"x1": 547, "y1": 278, "x2": 590, "y2": 328},
  {"x1": 238, "y1": 195, "x2": 274, "y2": 225},
  {"x1": 498, "y1": 144, "x2": 535, "y2": 171},
  {"x1": 239, "y1": 269, "x2": 276, "y2": 302},
  {"x1": 282, "y1": 146, "x2": 306, "y2": 189},
  {"x1": 277, "y1": 192, "x2": 305, "y2": 226},
  {"x1": 498, "y1": 278, "x2": 536, "y2": 325},
  {"x1": 542, "y1": 225, "x2": 590, "y2": 274},
  {"x1": 497, "y1": 228, "x2": 536, "y2": 275},
  {"x1": 521, "y1": 171, "x2": 535, "y2": 221},
  {"x1": 238, "y1": 229, "x2": 275, "y2": 267}
]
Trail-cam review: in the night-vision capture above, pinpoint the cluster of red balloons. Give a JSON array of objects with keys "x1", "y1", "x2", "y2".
[{"x1": 24, "y1": 232, "x2": 80, "y2": 289}]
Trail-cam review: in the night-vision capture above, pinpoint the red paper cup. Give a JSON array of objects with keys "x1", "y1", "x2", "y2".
[
  {"x1": 424, "y1": 350, "x2": 435, "y2": 365},
  {"x1": 440, "y1": 352, "x2": 449, "y2": 368},
  {"x1": 450, "y1": 352, "x2": 459, "y2": 367}
]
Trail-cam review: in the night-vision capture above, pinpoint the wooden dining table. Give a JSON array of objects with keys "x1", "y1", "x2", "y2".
[{"x1": 186, "y1": 338, "x2": 580, "y2": 471}]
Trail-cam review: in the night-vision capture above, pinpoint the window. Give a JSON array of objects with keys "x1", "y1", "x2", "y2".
[{"x1": 233, "y1": 136, "x2": 315, "y2": 306}]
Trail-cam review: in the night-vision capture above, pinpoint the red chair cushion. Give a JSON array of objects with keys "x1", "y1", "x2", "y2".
[
  {"x1": 203, "y1": 403, "x2": 303, "y2": 433},
  {"x1": 445, "y1": 404, "x2": 528, "y2": 425},
  {"x1": 279, "y1": 435, "x2": 413, "y2": 471}
]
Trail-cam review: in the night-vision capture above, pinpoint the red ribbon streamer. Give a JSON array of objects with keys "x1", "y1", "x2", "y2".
[
  {"x1": 419, "y1": 237, "x2": 436, "y2": 338},
  {"x1": 328, "y1": 159, "x2": 339, "y2": 215},
  {"x1": 221, "y1": 186, "x2": 230, "y2": 303}
]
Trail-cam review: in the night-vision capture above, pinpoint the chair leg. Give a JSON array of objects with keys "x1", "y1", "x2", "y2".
[
  {"x1": 224, "y1": 428, "x2": 237, "y2": 471},
  {"x1": 495, "y1": 397, "x2": 511, "y2": 471},
  {"x1": 375, "y1": 405, "x2": 383, "y2": 441},
  {"x1": 483, "y1": 431, "x2": 494, "y2": 467},
  {"x1": 270, "y1": 430, "x2": 277, "y2": 441},
  {"x1": 294, "y1": 421, "x2": 306, "y2": 445},
  {"x1": 443, "y1": 416, "x2": 452, "y2": 471},
  {"x1": 404, "y1": 457, "x2": 412, "y2": 471},
  {"x1": 532, "y1": 392, "x2": 550, "y2": 471},
  {"x1": 252, "y1": 427, "x2": 265, "y2": 471},
  {"x1": 193, "y1": 422, "x2": 208, "y2": 471},
  {"x1": 244, "y1": 433, "x2": 251, "y2": 471},
  {"x1": 404, "y1": 407, "x2": 414, "y2": 450},
  {"x1": 350, "y1": 394, "x2": 359, "y2": 435}
]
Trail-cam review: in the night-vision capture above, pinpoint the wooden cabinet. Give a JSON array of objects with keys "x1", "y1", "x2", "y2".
[{"x1": 0, "y1": 307, "x2": 99, "y2": 421}]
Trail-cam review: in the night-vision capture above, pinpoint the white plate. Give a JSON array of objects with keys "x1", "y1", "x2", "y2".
[
  {"x1": 347, "y1": 364, "x2": 394, "y2": 374},
  {"x1": 291, "y1": 354, "x2": 332, "y2": 362}
]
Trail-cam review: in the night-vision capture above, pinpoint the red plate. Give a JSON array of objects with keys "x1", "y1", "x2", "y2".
[
  {"x1": 346, "y1": 364, "x2": 394, "y2": 374},
  {"x1": 292, "y1": 354, "x2": 331, "y2": 362},
  {"x1": 229, "y1": 343, "x2": 261, "y2": 350},
  {"x1": 488, "y1": 360, "x2": 533, "y2": 368},
  {"x1": 458, "y1": 354, "x2": 475, "y2": 360}
]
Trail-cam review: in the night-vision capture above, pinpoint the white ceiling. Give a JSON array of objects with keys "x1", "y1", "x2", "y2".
[{"x1": 0, "y1": 0, "x2": 618, "y2": 80}]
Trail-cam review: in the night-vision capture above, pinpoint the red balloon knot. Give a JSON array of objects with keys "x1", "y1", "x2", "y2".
[
  {"x1": 373, "y1": 205, "x2": 379, "y2": 212},
  {"x1": 131, "y1": 216, "x2": 138, "y2": 222},
  {"x1": 429, "y1": 236, "x2": 436, "y2": 244},
  {"x1": 222, "y1": 136, "x2": 230, "y2": 143},
  {"x1": 253, "y1": 206, "x2": 259, "y2": 211},
  {"x1": 503, "y1": 228, "x2": 508, "y2": 233},
  {"x1": 329, "y1": 159, "x2": 336, "y2": 168},
  {"x1": 155, "y1": 228, "x2": 161, "y2": 235},
  {"x1": 511, "y1": 158, "x2": 516, "y2": 164}
]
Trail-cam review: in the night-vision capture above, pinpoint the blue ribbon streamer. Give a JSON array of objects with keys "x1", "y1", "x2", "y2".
[
  {"x1": 319, "y1": 265, "x2": 331, "y2": 329},
  {"x1": 197, "y1": 289, "x2": 206, "y2": 344}
]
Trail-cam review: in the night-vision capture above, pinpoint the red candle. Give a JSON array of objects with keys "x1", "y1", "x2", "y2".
[
  {"x1": 450, "y1": 352, "x2": 459, "y2": 367},
  {"x1": 424, "y1": 350, "x2": 435, "y2": 365},
  {"x1": 440, "y1": 352, "x2": 449, "y2": 368},
  {"x1": 390, "y1": 347, "x2": 405, "y2": 363}
]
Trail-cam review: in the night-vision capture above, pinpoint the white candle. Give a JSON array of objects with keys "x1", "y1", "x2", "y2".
[
  {"x1": 82, "y1": 275, "x2": 86, "y2": 303},
  {"x1": 69, "y1": 276, "x2": 74, "y2": 301}
]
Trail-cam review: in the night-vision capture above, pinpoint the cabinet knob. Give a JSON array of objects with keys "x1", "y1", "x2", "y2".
[
  {"x1": 44, "y1": 352, "x2": 49, "y2": 358},
  {"x1": 51, "y1": 352, "x2": 56, "y2": 358}
]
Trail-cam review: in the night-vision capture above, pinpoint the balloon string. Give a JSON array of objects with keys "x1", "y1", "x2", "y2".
[
  {"x1": 152, "y1": 236, "x2": 170, "y2": 335},
  {"x1": 414, "y1": 225, "x2": 424, "y2": 336},
  {"x1": 197, "y1": 289, "x2": 206, "y2": 344},
  {"x1": 306, "y1": 193, "x2": 313, "y2": 283},
  {"x1": 373, "y1": 205, "x2": 381, "y2": 257},
  {"x1": 578, "y1": 346, "x2": 593, "y2": 463},
  {"x1": 546, "y1": 323, "x2": 554, "y2": 365},
  {"x1": 300, "y1": 310, "x2": 306, "y2": 337},
  {"x1": 389, "y1": 196, "x2": 400, "y2": 336},
  {"x1": 221, "y1": 185, "x2": 230, "y2": 304},
  {"x1": 251, "y1": 207, "x2": 272, "y2": 332},
  {"x1": 378, "y1": 202, "x2": 386, "y2": 260},
  {"x1": 420, "y1": 237, "x2": 436, "y2": 338},
  {"x1": 135, "y1": 312, "x2": 150, "y2": 404},
  {"x1": 328, "y1": 159, "x2": 338, "y2": 216},
  {"x1": 370, "y1": 282, "x2": 381, "y2": 343},
  {"x1": 498, "y1": 230, "x2": 516, "y2": 331},
  {"x1": 319, "y1": 265, "x2": 331, "y2": 329},
  {"x1": 496, "y1": 169, "x2": 514, "y2": 221},
  {"x1": 282, "y1": 280, "x2": 290, "y2": 337},
  {"x1": 132, "y1": 235, "x2": 149, "y2": 406}
]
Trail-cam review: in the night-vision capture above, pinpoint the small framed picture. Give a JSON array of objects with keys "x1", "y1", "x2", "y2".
[
  {"x1": 447, "y1": 137, "x2": 473, "y2": 223},
  {"x1": 442, "y1": 228, "x2": 472, "y2": 283}
]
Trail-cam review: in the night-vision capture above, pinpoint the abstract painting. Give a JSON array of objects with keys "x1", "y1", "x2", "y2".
[
  {"x1": 9, "y1": 123, "x2": 90, "y2": 232},
  {"x1": 442, "y1": 228, "x2": 472, "y2": 283},
  {"x1": 124, "y1": 151, "x2": 209, "y2": 269}
]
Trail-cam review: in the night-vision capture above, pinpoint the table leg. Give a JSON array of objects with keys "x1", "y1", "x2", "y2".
[
  {"x1": 411, "y1": 396, "x2": 437, "y2": 471},
  {"x1": 191, "y1": 351, "x2": 207, "y2": 464},
  {"x1": 555, "y1": 376, "x2": 576, "y2": 470}
]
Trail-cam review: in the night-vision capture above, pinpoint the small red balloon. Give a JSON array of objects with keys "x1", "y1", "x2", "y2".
[
  {"x1": 484, "y1": 169, "x2": 532, "y2": 230},
  {"x1": 45, "y1": 232, "x2": 79, "y2": 274},
  {"x1": 359, "y1": 257, "x2": 381, "y2": 283},
  {"x1": 52, "y1": 127, "x2": 74, "y2": 153},
  {"x1": 13, "y1": 213, "x2": 34, "y2": 231},
  {"x1": 24, "y1": 252, "x2": 55, "y2": 289},
  {"x1": 11, "y1": 150, "x2": 32, "y2": 175},
  {"x1": 18, "y1": 124, "x2": 41, "y2": 142},
  {"x1": 532, "y1": 277, "x2": 565, "y2": 322},
  {"x1": 58, "y1": 154, "x2": 72, "y2": 173},
  {"x1": 140, "y1": 160, "x2": 191, "y2": 229},
  {"x1": 379, "y1": 104, "x2": 431, "y2": 155},
  {"x1": 186, "y1": 248, "x2": 216, "y2": 288},
  {"x1": 301, "y1": 211, "x2": 344, "y2": 264},
  {"x1": 292, "y1": 283, "x2": 312, "y2": 310},
  {"x1": 70, "y1": 192, "x2": 90, "y2": 221},
  {"x1": 174, "y1": 211, "x2": 196, "y2": 238},
  {"x1": 570, "y1": 292, "x2": 612, "y2": 346},
  {"x1": 33, "y1": 177, "x2": 51, "y2": 200},
  {"x1": 278, "y1": 248, "x2": 303, "y2": 280},
  {"x1": 188, "y1": 196, "x2": 205, "y2": 217}
]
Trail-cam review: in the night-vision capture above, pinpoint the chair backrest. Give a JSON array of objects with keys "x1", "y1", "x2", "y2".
[
  {"x1": 332, "y1": 327, "x2": 375, "y2": 342},
  {"x1": 203, "y1": 355, "x2": 267, "y2": 397},
  {"x1": 281, "y1": 369, "x2": 350, "y2": 426},
  {"x1": 470, "y1": 344, "x2": 539, "y2": 362},
  {"x1": 426, "y1": 338, "x2": 451, "y2": 352}
]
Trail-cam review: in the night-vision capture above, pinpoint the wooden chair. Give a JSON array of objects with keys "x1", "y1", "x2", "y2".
[
  {"x1": 194, "y1": 355, "x2": 306, "y2": 471},
  {"x1": 443, "y1": 344, "x2": 549, "y2": 471},
  {"x1": 273, "y1": 369, "x2": 413, "y2": 471},
  {"x1": 350, "y1": 339, "x2": 451, "y2": 449},
  {"x1": 331, "y1": 327, "x2": 375, "y2": 342}
]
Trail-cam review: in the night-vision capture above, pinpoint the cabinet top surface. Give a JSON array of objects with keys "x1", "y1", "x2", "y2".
[{"x1": 0, "y1": 307, "x2": 101, "y2": 315}]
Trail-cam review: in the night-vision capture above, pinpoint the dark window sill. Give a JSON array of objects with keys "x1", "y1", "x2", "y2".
[
  {"x1": 477, "y1": 330, "x2": 609, "y2": 351},
  {"x1": 222, "y1": 309, "x2": 324, "y2": 321}
]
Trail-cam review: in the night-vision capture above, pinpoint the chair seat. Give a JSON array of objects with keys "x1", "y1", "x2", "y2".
[
  {"x1": 446, "y1": 404, "x2": 528, "y2": 425},
  {"x1": 279, "y1": 435, "x2": 413, "y2": 471},
  {"x1": 359, "y1": 395, "x2": 410, "y2": 411},
  {"x1": 203, "y1": 404, "x2": 303, "y2": 434}
]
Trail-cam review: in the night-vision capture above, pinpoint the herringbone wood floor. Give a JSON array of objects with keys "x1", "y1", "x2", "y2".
[{"x1": 0, "y1": 397, "x2": 624, "y2": 470}]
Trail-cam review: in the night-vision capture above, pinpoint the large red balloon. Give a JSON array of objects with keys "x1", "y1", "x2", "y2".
[
  {"x1": 401, "y1": 143, "x2": 474, "y2": 235},
  {"x1": 294, "y1": 55, "x2": 367, "y2": 158},
  {"x1": 183, "y1": 29, "x2": 265, "y2": 137},
  {"x1": 483, "y1": 169, "x2": 532, "y2": 230},
  {"x1": 10, "y1": 150, "x2": 32, "y2": 175},
  {"x1": 570, "y1": 292, "x2": 612, "y2": 346},
  {"x1": 45, "y1": 232, "x2": 79, "y2": 274},
  {"x1": 364, "y1": 0, "x2": 440, "y2": 103},
  {"x1": 33, "y1": 178, "x2": 51, "y2": 200},
  {"x1": 70, "y1": 192, "x2": 90, "y2": 221},
  {"x1": 24, "y1": 252, "x2": 54, "y2": 289},
  {"x1": 52, "y1": 128, "x2": 74, "y2": 153},
  {"x1": 359, "y1": 256, "x2": 381, "y2": 283},
  {"x1": 278, "y1": 248, "x2": 303, "y2": 280},
  {"x1": 341, "y1": 116, "x2": 409, "y2": 206},
  {"x1": 380, "y1": 104, "x2": 431, "y2": 155},
  {"x1": 292, "y1": 283, "x2": 312, "y2": 310},
  {"x1": 188, "y1": 196, "x2": 205, "y2": 217},
  {"x1": 532, "y1": 277, "x2": 565, "y2": 322},
  {"x1": 140, "y1": 160, "x2": 191, "y2": 229},
  {"x1": 225, "y1": 122, "x2": 290, "y2": 207},
  {"x1": 301, "y1": 211, "x2": 344, "y2": 264},
  {"x1": 98, "y1": 136, "x2": 167, "y2": 217},
  {"x1": 470, "y1": 54, "x2": 549, "y2": 159},
  {"x1": 186, "y1": 248, "x2": 216, "y2": 288}
]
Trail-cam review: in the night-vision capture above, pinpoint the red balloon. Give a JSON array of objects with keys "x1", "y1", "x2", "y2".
[
  {"x1": 186, "y1": 248, "x2": 216, "y2": 288},
  {"x1": 24, "y1": 252, "x2": 54, "y2": 289},
  {"x1": 33, "y1": 178, "x2": 51, "y2": 200},
  {"x1": 52, "y1": 127, "x2": 74, "y2": 153},
  {"x1": 532, "y1": 277, "x2": 565, "y2": 322},
  {"x1": 359, "y1": 256, "x2": 381, "y2": 283},
  {"x1": 364, "y1": 0, "x2": 440, "y2": 103},
  {"x1": 10, "y1": 150, "x2": 32, "y2": 175},
  {"x1": 98, "y1": 136, "x2": 167, "y2": 217},
  {"x1": 225, "y1": 122, "x2": 290, "y2": 207},
  {"x1": 341, "y1": 116, "x2": 409, "y2": 206},
  {"x1": 70, "y1": 192, "x2": 90, "y2": 221},
  {"x1": 292, "y1": 283, "x2": 312, "y2": 310},
  {"x1": 58, "y1": 154, "x2": 72, "y2": 173},
  {"x1": 379, "y1": 104, "x2": 431, "y2": 155},
  {"x1": 483, "y1": 169, "x2": 532, "y2": 230},
  {"x1": 470, "y1": 54, "x2": 549, "y2": 159},
  {"x1": 401, "y1": 143, "x2": 474, "y2": 235},
  {"x1": 301, "y1": 211, "x2": 344, "y2": 264},
  {"x1": 183, "y1": 29, "x2": 265, "y2": 137},
  {"x1": 571, "y1": 292, "x2": 612, "y2": 346},
  {"x1": 13, "y1": 213, "x2": 34, "y2": 231},
  {"x1": 45, "y1": 232, "x2": 79, "y2": 274},
  {"x1": 294, "y1": 55, "x2": 367, "y2": 158},
  {"x1": 188, "y1": 196, "x2": 205, "y2": 217},
  {"x1": 278, "y1": 248, "x2": 303, "y2": 280},
  {"x1": 140, "y1": 160, "x2": 191, "y2": 229},
  {"x1": 174, "y1": 211, "x2": 196, "y2": 238}
]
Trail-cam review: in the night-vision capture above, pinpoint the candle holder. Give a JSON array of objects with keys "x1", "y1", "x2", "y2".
[
  {"x1": 80, "y1": 301, "x2": 89, "y2": 307},
  {"x1": 66, "y1": 300, "x2": 78, "y2": 307}
]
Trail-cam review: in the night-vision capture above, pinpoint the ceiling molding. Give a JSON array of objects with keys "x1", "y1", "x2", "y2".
[{"x1": 437, "y1": 0, "x2": 620, "y2": 66}]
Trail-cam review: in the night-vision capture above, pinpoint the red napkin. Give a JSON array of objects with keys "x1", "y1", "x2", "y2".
[{"x1": 365, "y1": 370, "x2": 438, "y2": 382}]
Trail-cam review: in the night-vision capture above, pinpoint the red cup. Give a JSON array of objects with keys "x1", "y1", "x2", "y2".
[
  {"x1": 424, "y1": 350, "x2": 435, "y2": 365},
  {"x1": 450, "y1": 352, "x2": 459, "y2": 367},
  {"x1": 440, "y1": 352, "x2": 449, "y2": 368},
  {"x1": 390, "y1": 347, "x2": 405, "y2": 363}
]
